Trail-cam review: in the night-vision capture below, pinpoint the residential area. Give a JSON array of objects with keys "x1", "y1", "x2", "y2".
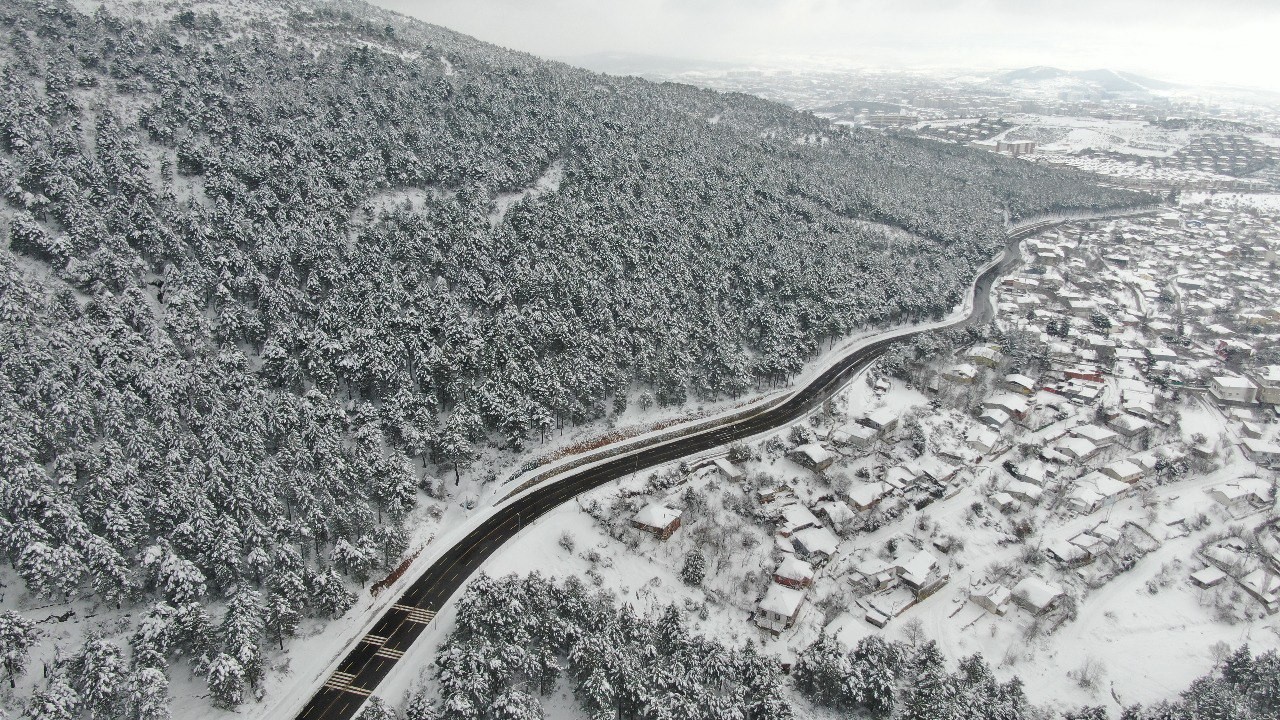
[{"x1": 550, "y1": 199, "x2": 1280, "y2": 708}]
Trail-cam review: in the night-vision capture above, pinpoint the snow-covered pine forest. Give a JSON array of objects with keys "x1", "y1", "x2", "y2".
[
  {"x1": 0, "y1": 0, "x2": 1146, "y2": 715},
  {"x1": 412, "y1": 572, "x2": 1280, "y2": 720}
]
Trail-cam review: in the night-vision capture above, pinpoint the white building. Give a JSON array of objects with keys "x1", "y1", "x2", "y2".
[
  {"x1": 1209, "y1": 376, "x2": 1258, "y2": 404},
  {"x1": 971, "y1": 583, "x2": 1012, "y2": 615},
  {"x1": 1250, "y1": 365, "x2": 1280, "y2": 405},
  {"x1": 755, "y1": 584, "x2": 806, "y2": 634}
]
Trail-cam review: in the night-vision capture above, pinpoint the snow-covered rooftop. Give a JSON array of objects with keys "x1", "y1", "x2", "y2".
[
  {"x1": 632, "y1": 504, "x2": 681, "y2": 529},
  {"x1": 758, "y1": 583, "x2": 806, "y2": 616}
]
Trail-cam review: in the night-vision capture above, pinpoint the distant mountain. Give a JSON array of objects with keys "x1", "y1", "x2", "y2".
[
  {"x1": 1112, "y1": 69, "x2": 1178, "y2": 90},
  {"x1": 559, "y1": 51, "x2": 739, "y2": 77},
  {"x1": 999, "y1": 66, "x2": 1069, "y2": 83},
  {"x1": 811, "y1": 98, "x2": 905, "y2": 115},
  {"x1": 998, "y1": 66, "x2": 1178, "y2": 93}
]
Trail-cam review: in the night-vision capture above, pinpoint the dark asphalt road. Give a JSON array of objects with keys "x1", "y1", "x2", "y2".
[{"x1": 292, "y1": 218, "x2": 1069, "y2": 719}]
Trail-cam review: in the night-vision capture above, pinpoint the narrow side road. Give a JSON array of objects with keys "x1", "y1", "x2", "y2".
[{"x1": 292, "y1": 210, "x2": 1149, "y2": 719}]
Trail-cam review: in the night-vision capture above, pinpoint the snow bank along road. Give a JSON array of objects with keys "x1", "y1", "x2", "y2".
[{"x1": 293, "y1": 209, "x2": 1152, "y2": 720}]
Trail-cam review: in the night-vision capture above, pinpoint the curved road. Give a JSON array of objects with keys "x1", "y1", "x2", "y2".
[{"x1": 293, "y1": 215, "x2": 1115, "y2": 719}]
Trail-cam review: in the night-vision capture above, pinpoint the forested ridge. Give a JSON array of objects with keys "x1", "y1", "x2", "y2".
[{"x1": 0, "y1": 0, "x2": 1144, "y2": 714}]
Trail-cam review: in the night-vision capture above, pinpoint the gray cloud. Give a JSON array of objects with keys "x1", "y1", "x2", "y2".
[{"x1": 371, "y1": 0, "x2": 1280, "y2": 90}]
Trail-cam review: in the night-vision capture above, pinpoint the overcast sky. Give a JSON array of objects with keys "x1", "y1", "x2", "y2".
[{"x1": 371, "y1": 0, "x2": 1280, "y2": 91}]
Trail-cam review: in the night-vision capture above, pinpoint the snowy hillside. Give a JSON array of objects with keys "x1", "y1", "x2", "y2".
[{"x1": 0, "y1": 0, "x2": 1148, "y2": 718}]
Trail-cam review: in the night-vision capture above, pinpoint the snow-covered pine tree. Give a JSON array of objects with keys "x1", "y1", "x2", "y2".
[{"x1": 0, "y1": 610, "x2": 39, "y2": 688}]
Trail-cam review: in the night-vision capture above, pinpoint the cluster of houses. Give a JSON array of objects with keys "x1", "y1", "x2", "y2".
[
  {"x1": 1201, "y1": 534, "x2": 1280, "y2": 614},
  {"x1": 852, "y1": 548, "x2": 951, "y2": 627},
  {"x1": 634, "y1": 205, "x2": 1280, "y2": 640}
]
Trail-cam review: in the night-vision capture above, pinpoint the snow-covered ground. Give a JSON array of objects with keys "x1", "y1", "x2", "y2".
[{"x1": 362, "y1": 209, "x2": 1280, "y2": 718}]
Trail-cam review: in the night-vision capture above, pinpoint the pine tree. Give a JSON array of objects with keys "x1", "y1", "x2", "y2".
[
  {"x1": 679, "y1": 550, "x2": 706, "y2": 586},
  {"x1": 22, "y1": 678, "x2": 81, "y2": 720},
  {"x1": 0, "y1": 610, "x2": 39, "y2": 688},
  {"x1": 356, "y1": 696, "x2": 397, "y2": 720},
  {"x1": 847, "y1": 635, "x2": 902, "y2": 716},
  {"x1": 488, "y1": 689, "x2": 544, "y2": 720},
  {"x1": 68, "y1": 635, "x2": 126, "y2": 720},
  {"x1": 124, "y1": 666, "x2": 170, "y2": 720},
  {"x1": 219, "y1": 588, "x2": 265, "y2": 690},
  {"x1": 205, "y1": 653, "x2": 245, "y2": 709},
  {"x1": 404, "y1": 694, "x2": 441, "y2": 720},
  {"x1": 793, "y1": 633, "x2": 851, "y2": 708},
  {"x1": 902, "y1": 641, "x2": 956, "y2": 720}
]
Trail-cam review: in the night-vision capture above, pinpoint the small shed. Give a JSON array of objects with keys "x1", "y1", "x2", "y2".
[
  {"x1": 630, "y1": 504, "x2": 682, "y2": 540},
  {"x1": 712, "y1": 458, "x2": 745, "y2": 481},
  {"x1": 1190, "y1": 566, "x2": 1227, "y2": 589}
]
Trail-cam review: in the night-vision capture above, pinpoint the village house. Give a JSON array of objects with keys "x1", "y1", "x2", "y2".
[
  {"x1": 1145, "y1": 345, "x2": 1178, "y2": 364},
  {"x1": 1055, "y1": 436, "x2": 1099, "y2": 463},
  {"x1": 966, "y1": 345, "x2": 1005, "y2": 368},
  {"x1": 1046, "y1": 538, "x2": 1090, "y2": 566},
  {"x1": 1242, "y1": 439, "x2": 1280, "y2": 467},
  {"x1": 979, "y1": 407, "x2": 1011, "y2": 430},
  {"x1": 916, "y1": 457, "x2": 961, "y2": 484},
  {"x1": 1068, "y1": 472, "x2": 1131, "y2": 514},
  {"x1": 1071, "y1": 424, "x2": 1118, "y2": 449},
  {"x1": 791, "y1": 526, "x2": 840, "y2": 562},
  {"x1": 1101, "y1": 459, "x2": 1145, "y2": 484},
  {"x1": 859, "y1": 407, "x2": 899, "y2": 434},
  {"x1": 990, "y1": 491, "x2": 1018, "y2": 512},
  {"x1": 776, "y1": 504, "x2": 821, "y2": 537},
  {"x1": 847, "y1": 481, "x2": 892, "y2": 512},
  {"x1": 755, "y1": 584, "x2": 806, "y2": 634},
  {"x1": 942, "y1": 363, "x2": 978, "y2": 384},
  {"x1": 1190, "y1": 566, "x2": 1228, "y2": 589},
  {"x1": 1207, "y1": 478, "x2": 1274, "y2": 515},
  {"x1": 1011, "y1": 575, "x2": 1066, "y2": 615},
  {"x1": 1249, "y1": 365, "x2": 1280, "y2": 405},
  {"x1": 1241, "y1": 569, "x2": 1280, "y2": 613},
  {"x1": 853, "y1": 557, "x2": 898, "y2": 592},
  {"x1": 772, "y1": 556, "x2": 814, "y2": 589},
  {"x1": 833, "y1": 423, "x2": 879, "y2": 449},
  {"x1": 895, "y1": 549, "x2": 949, "y2": 599},
  {"x1": 815, "y1": 500, "x2": 855, "y2": 529},
  {"x1": 985, "y1": 394, "x2": 1031, "y2": 420},
  {"x1": 1008, "y1": 462, "x2": 1049, "y2": 486},
  {"x1": 789, "y1": 443, "x2": 835, "y2": 472},
  {"x1": 756, "y1": 485, "x2": 792, "y2": 504},
  {"x1": 970, "y1": 583, "x2": 1012, "y2": 615},
  {"x1": 1004, "y1": 479, "x2": 1043, "y2": 503},
  {"x1": 1107, "y1": 413, "x2": 1151, "y2": 439},
  {"x1": 630, "y1": 504, "x2": 682, "y2": 540},
  {"x1": 966, "y1": 426, "x2": 1000, "y2": 455},
  {"x1": 1004, "y1": 373, "x2": 1037, "y2": 395},
  {"x1": 1209, "y1": 376, "x2": 1258, "y2": 405}
]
